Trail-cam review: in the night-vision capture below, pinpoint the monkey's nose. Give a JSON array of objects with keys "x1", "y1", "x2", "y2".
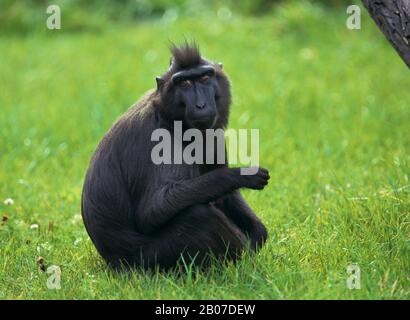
[{"x1": 196, "y1": 103, "x2": 206, "y2": 109}]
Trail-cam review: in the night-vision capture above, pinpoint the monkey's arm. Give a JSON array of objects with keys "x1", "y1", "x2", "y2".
[{"x1": 137, "y1": 167, "x2": 269, "y2": 233}]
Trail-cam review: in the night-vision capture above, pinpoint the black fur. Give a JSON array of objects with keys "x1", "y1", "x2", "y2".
[{"x1": 81, "y1": 42, "x2": 270, "y2": 270}]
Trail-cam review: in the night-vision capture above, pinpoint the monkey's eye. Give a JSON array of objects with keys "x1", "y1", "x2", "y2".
[
  {"x1": 180, "y1": 79, "x2": 192, "y2": 88},
  {"x1": 199, "y1": 75, "x2": 210, "y2": 83}
]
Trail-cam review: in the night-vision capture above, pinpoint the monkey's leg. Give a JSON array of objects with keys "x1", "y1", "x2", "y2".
[
  {"x1": 147, "y1": 204, "x2": 247, "y2": 270},
  {"x1": 214, "y1": 190, "x2": 268, "y2": 251}
]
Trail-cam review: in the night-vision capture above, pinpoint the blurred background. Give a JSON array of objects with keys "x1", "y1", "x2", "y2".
[{"x1": 2, "y1": 0, "x2": 355, "y2": 34}]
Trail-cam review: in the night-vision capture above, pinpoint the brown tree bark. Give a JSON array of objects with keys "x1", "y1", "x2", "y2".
[{"x1": 362, "y1": 0, "x2": 410, "y2": 69}]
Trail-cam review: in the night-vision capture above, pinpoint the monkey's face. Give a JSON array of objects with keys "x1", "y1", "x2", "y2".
[{"x1": 171, "y1": 65, "x2": 218, "y2": 130}]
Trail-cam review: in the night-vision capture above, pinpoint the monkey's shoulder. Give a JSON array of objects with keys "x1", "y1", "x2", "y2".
[{"x1": 120, "y1": 89, "x2": 158, "y2": 124}]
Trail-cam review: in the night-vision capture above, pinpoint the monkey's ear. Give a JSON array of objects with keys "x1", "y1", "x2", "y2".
[
  {"x1": 217, "y1": 62, "x2": 223, "y2": 69},
  {"x1": 156, "y1": 76, "x2": 164, "y2": 89}
]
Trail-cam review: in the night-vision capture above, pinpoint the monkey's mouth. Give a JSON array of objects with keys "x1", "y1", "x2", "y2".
[{"x1": 189, "y1": 117, "x2": 216, "y2": 130}]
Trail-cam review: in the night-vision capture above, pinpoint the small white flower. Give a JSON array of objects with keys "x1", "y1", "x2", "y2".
[
  {"x1": 30, "y1": 224, "x2": 39, "y2": 230},
  {"x1": 4, "y1": 198, "x2": 14, "y2": 205},
  {"x1": 41, "y1": 242, "x2": 52, "y2": 251},
  {"x1": 71, "y1": 214, "x2": 82, "y2": 224},
  {"x1": 24, "y1": 138, "x2": 31, "y2": 146}
]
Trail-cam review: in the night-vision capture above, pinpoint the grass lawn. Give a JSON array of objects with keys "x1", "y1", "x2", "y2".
[{"x1": 0, "y1": 3, "x2": 409, "y2": 299}]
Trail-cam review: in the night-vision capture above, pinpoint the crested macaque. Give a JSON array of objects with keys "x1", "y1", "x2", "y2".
[{"x1": 81, "y1": 43, "x2": 270, "y2": 270}]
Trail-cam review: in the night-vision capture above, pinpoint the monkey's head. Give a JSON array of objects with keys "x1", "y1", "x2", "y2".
[{"x1": 155, "y1": 42, "x2": 231, "y2": 130}]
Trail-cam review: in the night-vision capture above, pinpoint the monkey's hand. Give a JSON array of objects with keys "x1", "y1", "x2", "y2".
[{"x1": 235, "y1": 167, "x2": 270, "y2": 190}]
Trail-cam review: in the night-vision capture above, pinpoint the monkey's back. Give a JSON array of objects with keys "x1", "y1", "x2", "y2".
[{"x1": 81, "y1": 90, "x2": 161, "y2": 260}]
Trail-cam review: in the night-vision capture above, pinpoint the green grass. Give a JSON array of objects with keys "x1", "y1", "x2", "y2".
[{"x1": 0, "y1": 3, "x2": 409, "y2": 299}]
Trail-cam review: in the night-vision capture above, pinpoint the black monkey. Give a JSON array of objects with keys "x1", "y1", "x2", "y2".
[{"x1": 81, "y1": 43, "x2": 270, "y2": 270}]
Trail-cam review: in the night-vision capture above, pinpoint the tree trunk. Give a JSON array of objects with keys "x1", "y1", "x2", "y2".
[{"x1": 362, "y1": 0, "x2": 410, "y2": 69}]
